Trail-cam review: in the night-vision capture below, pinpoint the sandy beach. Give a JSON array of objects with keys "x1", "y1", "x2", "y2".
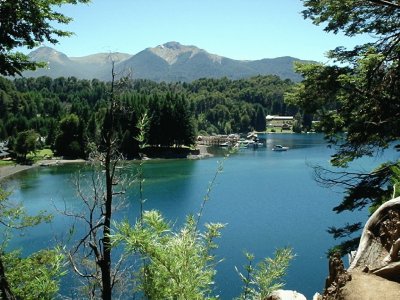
[
  {"x1": 0, "y1": 159, "x2": 86, "y2": 182},
  {"x1": 0, "y1": 164, "x2": 36, "y2": 181}
]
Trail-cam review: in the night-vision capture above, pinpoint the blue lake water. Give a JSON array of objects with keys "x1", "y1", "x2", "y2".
[{"x1": 4, "y1": 133, "x2": 395, "y2": 299}]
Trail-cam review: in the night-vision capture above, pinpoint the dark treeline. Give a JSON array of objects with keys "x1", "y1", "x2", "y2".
[
  {"x1": 0, "y1": 75, "x2": 297, "y2": 159},
  {"x1": 188, "y1": 76, "x2": 297, "y2": 133}
]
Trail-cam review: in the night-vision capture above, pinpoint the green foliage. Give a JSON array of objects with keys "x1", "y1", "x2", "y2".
[
  {"x1": 30, "y1": 148, "x2": 54, "y2": 160},
  {"x1": 296, "y1": 2, "x2": 400, "y2": 165},
  {"x1": 112, "y1": 216, "x2": 292, "y2": 299},
  {"x1": 3, "y1": 248, "x2": 66, "y2": 299},
  {"x1": 0, "y1": 75, "x2": 298, "y2": 159},
  {"x1": 136, "y1": 113, "x2": 150, "y2": 150},
  {"x1": 290, "y1": 112, "x2": 303, "y2": 133},
  {"x1": 191, "y1": 76, "x2": 295, "y2": 134},
  {"x1": 302, "y1": 0, "x2": 400, "y2": 37},
  {"x1": 110, "y1": 153, "x2": 292, "y2": 299},
  {"x1": 314, "y1": 159, "x2": 400, "y2": 254},
  {"x1": 327, "y1": 237, "x2": 361, "y2": 258},
  {"x1": 0, "y1": 160, "x2": 13, "y2": 167},
  {"x1": 114, "y1": 211, "x2": 224, "y2": 299},
  {"x1": 148, "y1": 93, "x2": 196, "y2": 147},
  {"x1": 0, "y1": 0, "x2": 90, "y2": 76},
  {"x1": 236, "y1": 248, "x2": 294, "y2": 300},
  {"x1": 288, "y1": 0, "x2": 400, "y2": 253},
  {"x1": 0, "y1": 187, "x2": 59, "y2": 299},
  {"x1": 254, "y1": 105, "x2": 266, "y2": 132},
  {"x1": 14, "y1": 129, "x2": 39, "y2": 163},
  {"x1": 0, "y1": 186, "x2": 52, "y2": 231},
  {"x1": 108, "y1": 148, "x2": 291, "y2": 299},
  {"x1": 54, "y1": 113, "x2": 85, "y2": 158},
  {"x1": 390, "y1": 164, "x2": 400, "y2": 199}
]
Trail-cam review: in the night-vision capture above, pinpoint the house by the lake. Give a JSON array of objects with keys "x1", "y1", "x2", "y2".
[
  {"x1": 0, "y1": 141, "x2": 10, "y2": 159},
  {"x1": 266, "y1": 115, "x2": 294, "y2": 130}
]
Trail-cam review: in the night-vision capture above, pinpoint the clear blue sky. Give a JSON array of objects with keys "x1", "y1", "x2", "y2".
[{"x1": 46, "y1": 0, "x2": 373, "y2": 62}]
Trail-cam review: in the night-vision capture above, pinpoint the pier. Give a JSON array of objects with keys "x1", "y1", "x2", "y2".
[{"x1": 197, "y1": 134, "x2": 240, "y2": 146}]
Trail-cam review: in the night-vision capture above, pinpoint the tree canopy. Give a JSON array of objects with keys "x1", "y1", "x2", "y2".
[
  {"x1": 286, "y1": 0, "x2": 400, "y2": 254},
  {"x1": 0, "y1": 0, "x2": 90, "y2": 76},
  {"x1": 14, "y1": 129, "x2": 39, "y2": 162},
  {"x1": 295, "y1": 0, "x2": 400, "y2": 164},
  {"x1": 0, "y1": 75, "x2": 296, "y2": 160}
]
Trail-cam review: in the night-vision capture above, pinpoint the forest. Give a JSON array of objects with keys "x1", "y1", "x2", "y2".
[
  {"x1": 0, "y1": 72, "x2": 297, "y2": 300},
  {"x1": 2, "y1": 0, "x2": 399, "y2": 298},
  {"x1": 0, "y1": 74, "x2": 297, "y2": 160}
]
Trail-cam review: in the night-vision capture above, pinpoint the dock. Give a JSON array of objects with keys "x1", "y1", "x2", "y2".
[{"x1": 197, "y1": 135, "x2": 240, "y2": 146}]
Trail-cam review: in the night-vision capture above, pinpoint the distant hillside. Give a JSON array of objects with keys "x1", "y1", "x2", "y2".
[
  {"x1": 23, "y1": 42, "x2": 311, "y2": 82},
  {"x1": 23, "y1": 47, "x2": 130, "y2": 79}
]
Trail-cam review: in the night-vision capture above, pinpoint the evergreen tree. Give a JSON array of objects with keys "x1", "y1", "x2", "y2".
[
  {"x1": 54, "y1": 114, "x2": 84, "y2": 158},
  {"x1": 254, "y1": 104, "x2": 266, "y2": 132}
]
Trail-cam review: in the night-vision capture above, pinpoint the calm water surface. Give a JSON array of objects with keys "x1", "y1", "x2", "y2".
[{"x1": 5, "y1": 134, "x2": 391, "y2": 299}]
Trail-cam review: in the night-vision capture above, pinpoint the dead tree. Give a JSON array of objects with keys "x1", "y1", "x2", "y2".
[
  {"x1": 67, "y1": 62, "x2": 132, "y2": 299},
  {"x1": 349, "y1": 196, "x2": 400, "y2": 282}
]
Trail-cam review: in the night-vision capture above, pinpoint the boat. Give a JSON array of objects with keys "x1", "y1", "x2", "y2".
[
  {"x1": 247, "y1": 132, "x2": 257, "y2": 140},
  {"x1": 272, "y1": 145, "x2": 289, "y2": 151},
  {"x1": 236, "y1": 137, "x2": 265, "y2": 149},
  {"x1": 237, "y1": 139, "x2": 254, "y2": 148},
  {"x1": 219, "y1": 142, "x2": 230, "y2": 147}
]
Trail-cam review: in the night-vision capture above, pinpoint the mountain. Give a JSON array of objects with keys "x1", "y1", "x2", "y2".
[
  {"x1": 23, "y1": 42, "x2": 310, "y2": 82},
  {"x1": 23, "y1": 47, "x2": 130, "y2": 79}
]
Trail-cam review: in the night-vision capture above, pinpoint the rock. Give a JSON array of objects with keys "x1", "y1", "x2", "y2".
[
  {"x1": 320, "y1": 253, "x2": 352, "y2": 300},
  {"x1": 349, "y1": 197, "x2": 400, "y2": 274},
  {"x1": 318, "y1": 196, "x2": 400, "y2": 300},
  {"x1": 341, "y1": 272, "x2": 400, "y2": 300},
  {"x1": 312, "y1": 293, "x2": 322, "y2": 300},
  {"x1": 349, "y1": 197, "x2": 400, "y2": 282},
  {"x1": 266, "y1": 289, "x2": 307, "y2": 300}
]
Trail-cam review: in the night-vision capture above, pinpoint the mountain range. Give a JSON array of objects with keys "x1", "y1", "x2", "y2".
[{"x1": 23, "y1": 42, "x2": 309, "y2": 82}]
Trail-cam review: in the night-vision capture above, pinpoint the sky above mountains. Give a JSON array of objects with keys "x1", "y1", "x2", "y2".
[{"x1": 46, "y1": 0, "x2": 373, "y2": 63}]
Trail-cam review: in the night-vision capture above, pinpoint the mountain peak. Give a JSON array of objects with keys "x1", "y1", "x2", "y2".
[
  {"x1": 148, "y1": 42, "x2": 202, "y2": 65},
  {"x1": 162, "y1": 41, "x2": 185, "y2": 50},
  {"x1": 149, "y1": 41, "x2": 223, "y2": 65},
  {"x1": 24, "y1": 42, "x2": 308, "y2": 82},
  {"x1": 28, "y1": 46, "x2": 70, "y2": 64}
]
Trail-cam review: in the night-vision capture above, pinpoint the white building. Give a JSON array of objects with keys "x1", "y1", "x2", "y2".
[{"x1": 266, "y1": 115, "x2": 294, "y2": 129}]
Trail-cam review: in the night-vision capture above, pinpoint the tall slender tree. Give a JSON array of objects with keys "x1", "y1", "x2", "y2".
[{"x1": 67, "y1": 64, "x2": 132, "y2": 299}]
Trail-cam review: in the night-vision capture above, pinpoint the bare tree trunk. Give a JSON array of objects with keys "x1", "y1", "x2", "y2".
[
  {"x1": 100, "y1": 134, "x2": 113, "y2": 300},
  {"x1": 67, "y1": 61, "x2": 130, "y2": 299},
  {"x1": 99, "y1": 64, "x2": 117, "y2": 300}
]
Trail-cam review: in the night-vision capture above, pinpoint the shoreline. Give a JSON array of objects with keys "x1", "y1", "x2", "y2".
[
  {"x1": 187, "y1": 144, "x2": 214, "y2": 159},
  {"x1": 0, "y1": 145, "x2": 212, "y2": 181},
  {"x1": 0, "y1": 159, "x2": 86, "y2": 182}
]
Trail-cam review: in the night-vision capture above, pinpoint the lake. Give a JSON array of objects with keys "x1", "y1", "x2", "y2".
[{"x1": 4, "y1": 133, "x2": 392, "y2": 299}]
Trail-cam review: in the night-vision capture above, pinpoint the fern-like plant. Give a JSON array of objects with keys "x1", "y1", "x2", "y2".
[{"x1": 113, "y1": 211, "x2": 224, "y2": 299}]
